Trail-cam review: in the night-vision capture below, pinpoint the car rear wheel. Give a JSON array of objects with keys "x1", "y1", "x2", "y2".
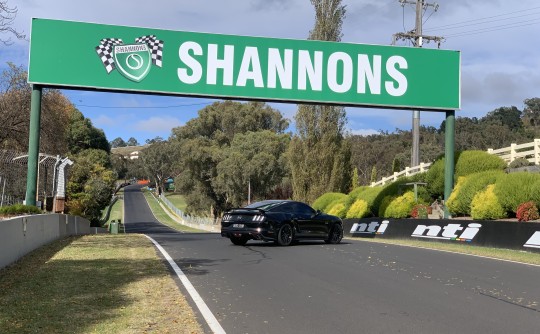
[
  {"x1": 276, "y1": 224, "x2": 294, "y2": 246},
  {"x1": 230, "y1": 236, "x2": 249, "y2": 246},
  {"x1": 325, "y1": 223, "x2": 343, "y2": 244}
]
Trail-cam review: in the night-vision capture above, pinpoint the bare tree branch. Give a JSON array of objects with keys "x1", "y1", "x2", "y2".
[{"x1": 0, "y1": 1, "x2": 26, "y2": 45}]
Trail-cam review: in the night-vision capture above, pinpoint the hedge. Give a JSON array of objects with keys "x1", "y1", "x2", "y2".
[
  {"x1": 425, "y1": 150, "x2": 506, "y2": 198},
  {"x1": 446, "y1": 170, "x2": 505, "y2": 216},
  {"x1": 345, "y1": 199, "x2": 370, "y2": 219},
  {"x1": 0, "y1": 204, "x2": 42, "y2": 216},
  {"x1": 312, "y1": 192, "x2": 347, "y2": 212},
  {"x1": 471, "y1": 184, "x2": 506, "y2": 220},
  {"x1": 378, "y1": 191, "x2": 417, "y2": 219},
  {"x1": 494, "y1": 172, "x2": 540, "y2": 215}
]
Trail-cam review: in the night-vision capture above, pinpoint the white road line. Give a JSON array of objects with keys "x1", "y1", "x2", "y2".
[{"x1": 145, "y1": 235, "x2": 226, "y2": 334}]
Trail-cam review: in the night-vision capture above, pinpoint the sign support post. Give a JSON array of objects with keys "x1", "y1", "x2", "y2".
[
  {"x1": 443, "y1": 110, "x2": 455, "y2": 218},
  {"x1": 25, "y1": 84, "x2": 42, "y2": 207}
]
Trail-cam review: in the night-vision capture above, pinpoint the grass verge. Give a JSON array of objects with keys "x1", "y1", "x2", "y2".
[
  {"x1": 0, "y1": 234, "x2": 203, "y2": 334},
  {"x1": 165, "y1": 193, "x2": 188, "y2": 211},
  {"x1": 349, "y1": 237, "x2": 540, "y2": 265},
  {"x1": 142, "y1": 189, "x2": 203, "y2": 233}
]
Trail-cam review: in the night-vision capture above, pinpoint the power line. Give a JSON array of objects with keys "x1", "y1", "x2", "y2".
[
  {"x1": 424, "y1": 6, "x2": 540, "y2": 31},
  {"x1": 445, "y1": 20, "x2": 540, "y2": 38},
  {"x1": 425, "y1": 12, "x2": 540, "y2": 32}
]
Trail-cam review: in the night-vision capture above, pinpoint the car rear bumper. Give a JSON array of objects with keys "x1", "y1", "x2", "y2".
[{"x1": 221, "y1": 227, "x2": 275, "y2": 241}]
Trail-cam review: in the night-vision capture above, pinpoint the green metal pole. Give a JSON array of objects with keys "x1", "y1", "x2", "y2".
[
  {"x1": 25, "y1": 85, "x2": 42, "y2": 207},
  {"x1": 443, "y1": 110, "x2": 455, "y2": 218}
]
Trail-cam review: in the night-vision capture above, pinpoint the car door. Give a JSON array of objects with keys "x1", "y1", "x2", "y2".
[{"x1": 293, "y1": 202, "x2": 327, "y2": 236}]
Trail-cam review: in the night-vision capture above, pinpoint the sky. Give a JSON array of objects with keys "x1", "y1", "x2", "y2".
[{"x1": 2, "y1": 0, "x2": 540, "y2": 144}]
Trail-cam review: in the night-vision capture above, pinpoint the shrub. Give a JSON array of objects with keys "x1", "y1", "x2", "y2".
[
  {"x1": 446, "y1": 170, "x2": 505, "y2": 216},
  {"x1": 509, "y1": 158, "x2": 532, "y2": 169},
  {"x1": 494, "y1": 173, "x2": 540, "y2": 215},
  {"x1": 470, "y1": 185, "x2": 506, "y2": 220},
  {"x1": 354, "y1": 186, "x2": 384, "y2": 216},
  {"x1": 425, "y1": 150, "x2": 507, "y2": 198},
  {"x1": 348, "y1": 186, "x2": 368, "y2": 201},
  {"x1": 327, "y1": 197, "x2": 349, "y2": 218},
  {"x1": 372, "y1": 177, "x2": 430, "y2": 216},
  {"x1": 345, "y1": 199, "x2": 369, "y2": 219},
  {"x1": 312, "y1": 192, "x2": 347, "y2": 212},
  {"x1": 516, "y1": 201, "x2": 540, "y2": 222},
  {"x1": 410, "y1": 204, "x2": 430, "y2": 219},
  {"x1": 378, "y1": 191, "x2": 416, "y2": 219},
  {"x1": 454, "y1": 150, "x2": 507, "y2": 178},
  {"x1": 424, "y1": 158, "x2": 445, "y2": 198},
  {"x1": 0, "y1": 204, "x2": 42, "y2": 216}
]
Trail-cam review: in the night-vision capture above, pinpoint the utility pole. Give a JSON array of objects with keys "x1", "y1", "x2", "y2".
[{"x1": 393, "y1": 0, "x2": 443, "y2": 168}]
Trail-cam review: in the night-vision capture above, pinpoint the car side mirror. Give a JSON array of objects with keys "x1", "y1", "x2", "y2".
[{"x1": 312, "y1": 210, "x2": 321, "y2": 218}]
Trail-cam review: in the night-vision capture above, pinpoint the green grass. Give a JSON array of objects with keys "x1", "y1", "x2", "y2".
[
  {"x1": 349, "y1": 237, "x2": 540, "y2": 265},
  {"x1": 165, "y1": 192, "x2": 188, "y2": 211},
  {"x1": 0, "y1": 234, "x2": 203, "y2": 333},
  {"x1": 142, "y1": 189, "x2": 203, "y2": 233}
]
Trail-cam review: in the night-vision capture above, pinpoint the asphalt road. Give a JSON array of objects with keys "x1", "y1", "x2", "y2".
[{"x1": 124, "y1": 186, "x2": 540, "y2": 333}]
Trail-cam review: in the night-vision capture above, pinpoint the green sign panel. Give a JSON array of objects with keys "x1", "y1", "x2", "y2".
[{"x1": 28, "y1": 18, "x2": 460, "y2": 110}]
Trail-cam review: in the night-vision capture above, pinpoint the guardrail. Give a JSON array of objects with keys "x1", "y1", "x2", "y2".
[
  {"x1": 159, "y1": 194, "x2": 217, "y2": 231},
  {"x1": 371, "y1": 139, "x2": 540, "y2": 187}
]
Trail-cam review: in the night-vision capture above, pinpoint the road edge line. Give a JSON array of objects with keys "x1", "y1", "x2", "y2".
[{"x1": 144, "y1": 235, "x2": 226, "y2": 334}]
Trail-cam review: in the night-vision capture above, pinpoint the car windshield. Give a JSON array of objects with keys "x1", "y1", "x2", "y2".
[{"x1": 244, "y1": 200, "x2": 286, "y2": 211}]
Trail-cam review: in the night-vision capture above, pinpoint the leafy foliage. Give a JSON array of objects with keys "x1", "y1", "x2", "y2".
[
  {"x1": 312, "y1": 192, "x2": 347, "y2": 212},
  {"x1": 289, "y1": 0, "x2": 351, "y2": 204},
  {"x1": 494, "y1": 173, "x2": 540, "y2": 215},
  {"x1": 410, "y1": 204, "x2": 430, "y2": 219},
  {"x1": 171, "y1": 101, "x2": 288, "y2": 216},
  {"x1": 516, "y1": 201, "x2": 540, "y2": 222},
  {"x1": 446, "y1": 170, "x2": 505, "y2": 216},
  {"x1": 508, "y1": 158, "x2": 531, "y2": 169},
  {"x1": 378, "y1": 191, "x2": 416, "y2": 219},
  {"x1": 327, "y1": 197, "x2": 348, "y2": 218},
  {"x1": 214, "y1": 131, "x2": 290, "y2": 207},
  {"x1": 471, "y1": 185, "x2": 507, "y2": 220},
  {"x1": 66, "y1": 149, "x2": 115, "y2": 225},
  {"x1": 0, "y1": 204, "x2": 41, "y2": 215},
  {"x1": 425, "y1": 151, "x2": 506, "y2": 198},
  {"x1": 345, "y1": 199, "x2": 369, "y2": 219}
]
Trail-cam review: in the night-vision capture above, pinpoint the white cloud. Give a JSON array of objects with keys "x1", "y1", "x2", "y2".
[
  {"x1": 133, "y1": 116, "x2": 183, "y2": 133},
  {"x1": 349, "y1": 128, "x2": 380, "y2": 136}
]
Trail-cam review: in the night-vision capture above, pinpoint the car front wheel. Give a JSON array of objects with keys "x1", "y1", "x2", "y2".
[
  {"x1": 325, "y1": 223, "x2": 343, "y2": 244},
  {"x1": 276, "y1": 224, "x2": 294, "y2": 246}
]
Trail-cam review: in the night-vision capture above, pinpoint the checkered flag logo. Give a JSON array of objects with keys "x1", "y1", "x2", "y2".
[
  {"x1": 135, "y1": 35, "x2": 164, "y2": 67},
  {"x1": 95, "y1": 38, "x2": 124, "y2": 73},
  {"x1": 95, "y1": 35, "x2": 164, "y2": 74}
]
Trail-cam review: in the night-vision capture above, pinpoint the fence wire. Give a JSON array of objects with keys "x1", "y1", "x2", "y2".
[{"x1": 0, "y1": 150, "x2": 63, "y2": 208}]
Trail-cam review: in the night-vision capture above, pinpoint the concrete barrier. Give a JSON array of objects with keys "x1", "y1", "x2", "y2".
[{"x1": 0, "y1": 214, "x2": 91, "y2": 269}]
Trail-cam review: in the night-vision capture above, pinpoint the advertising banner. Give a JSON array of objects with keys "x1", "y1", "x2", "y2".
[
  {"x1": 343, "y1": 218, "x2": 540, "y2": 252},
  {"x1": 28, "y1": 19, "x2": 461, "y2": 110}
]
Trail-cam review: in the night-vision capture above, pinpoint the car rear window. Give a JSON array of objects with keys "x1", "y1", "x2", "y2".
[{"x1": 245, "y1": 201, "x2": 285, "y2": 211}]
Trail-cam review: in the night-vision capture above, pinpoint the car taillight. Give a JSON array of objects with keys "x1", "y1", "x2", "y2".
[{"x1": 252, "y1": 214, "x2": 265, "y2": 222}]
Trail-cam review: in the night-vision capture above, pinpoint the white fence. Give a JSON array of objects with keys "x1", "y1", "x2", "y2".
[
  {"x1": 371, "y1": 139, "x2": 540, "y2": 187},
  {"x1": 487, "y1": 139, "x2": 540, "y2": 165}
]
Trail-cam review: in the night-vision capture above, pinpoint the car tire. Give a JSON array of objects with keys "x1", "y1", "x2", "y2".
[
  {"x1": 276, "y1": 224, "x2": 294, "y2": 246},
  {"x1": 325, "y1": 223, "x2": 343, "y2": 244},
  {"x1": 230, "y1": 236, "x2": 248, "y2": 246}
]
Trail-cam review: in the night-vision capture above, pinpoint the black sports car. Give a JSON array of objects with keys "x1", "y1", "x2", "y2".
[{"x1": 221, "y1": 200, "x2": 343, "y2": 246}]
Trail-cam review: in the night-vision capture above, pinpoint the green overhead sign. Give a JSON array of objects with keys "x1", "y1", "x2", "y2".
[{"x1": 28, "y1": 18, "x2": 461, "y2": 110}]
